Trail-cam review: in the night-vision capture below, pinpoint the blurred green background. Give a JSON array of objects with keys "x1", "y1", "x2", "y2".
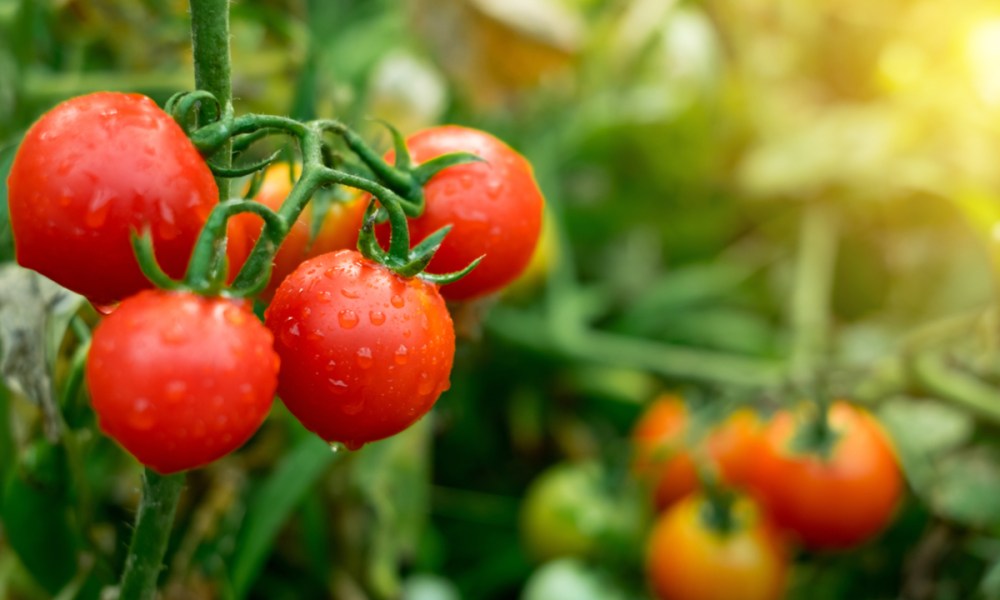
[{"x1": 3, "y1": 0, "x2": 1000, "y2": 599}]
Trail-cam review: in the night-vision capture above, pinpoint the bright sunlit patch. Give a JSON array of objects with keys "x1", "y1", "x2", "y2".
[{"x1": 967, "y1": 19, "x2": 1000, "y2": 105}]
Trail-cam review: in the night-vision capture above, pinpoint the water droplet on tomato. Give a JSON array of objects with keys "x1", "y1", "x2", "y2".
[
  {"x1": 460, "y1": 174, "x2": 474, "y2": 189},
  {"x1": 390, "y1": 295, "x2": 405, "y2": 308},
  {"x1": 165, "y1": 381, "x2": 187, "y2": 402},
  {"x1": 328, "y1": 379, "x2": 349, "y2": 394},
  {"x1": 436, "y1": 379, "x2": 452, "y2": 395},
  {"x1": 356, "y1": 347, "x2": 373, "y2": 369},
  {"x1": 341, "y1": 396, "x2": 365, "y2": 415},
  {"x1": 341, "y1": 288, "x2": 360, "y2": 299},
  {"x1": 417, "y1": 375, "x2": 435, "y2": 396},
  {"x1": 224, "y1": 306, "x2": 247, "y2": 326},
  {"x1": 338, "y1": 310, "x2": 359, "y2": 329},
  {"x1": 305, "y1": 328, "x2": 325, "y2": 341},
  {"x1": 160, "y1": 323, "x2": 187, "y2": 344},
  {"x1": 157, "y1": 203, "x2": 179, "y2": 240},
  {"x1": 393, "y1": 345, "x2": 409, "y2": 365},
  {"x1": 91, "y1": 301, "x2": 119, "y2": 316},
  {"x1": 486, "y1": 179, "x2": 502, "y2": 199},
  {"x1": 85, "y1": 189, "x2": 114, "y2": 228},
  {"x1": 324, "y1": 359, "x2": 338, "y2": 372},
  {"x1": 343, "y1": 439, "x2": 364, "y2": 451},
  {"x1": 369, "y1": 310, "x2": 386, "y2": 325},
  {"x1": 129, "y1": 398, "x2": 155, "y2": 430}
]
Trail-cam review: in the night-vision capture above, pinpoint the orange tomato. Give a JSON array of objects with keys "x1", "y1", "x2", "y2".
[
  {"x1": 632, "y1": 396, "x2": 762, "y2": 510},
  {"x1": 646, "y1": 494, "x2": 788, "y2": 600},
  {"x1": 746, "y1": 401, "x2": 903, "y2": 550},
  {"x1": 229, "y1": 163, "x2": 367, "y2": 296}
]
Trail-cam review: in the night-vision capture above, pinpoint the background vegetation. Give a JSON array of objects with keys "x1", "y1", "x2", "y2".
[{"x1": 2, "y1": 0, "x2": 1000, "y2": 598}]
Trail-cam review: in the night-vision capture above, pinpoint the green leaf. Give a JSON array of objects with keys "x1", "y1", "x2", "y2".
[
  {"x1": 0, "y1": 139, "x2": 18, "y2": 263},
  {"x1": 878, "y1": 398, "x2": 975, "y2": 495},
  {"x1": 1, "y1": 441, "x2": 82, "y2": 595},
  {"x1": 0, "y1": 265, "x2": 84, "y2": 440},
  {"x1": 228, "y1": 434, "x2": 338, "y2": 599},
  {"x1": 352, "y1": 419, "x2": 433, "y2": 599},
  {"x1": 930, "y1": 448, "x2": 1000, "y2": 530}
]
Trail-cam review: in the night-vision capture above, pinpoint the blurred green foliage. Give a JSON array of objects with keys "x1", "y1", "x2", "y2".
[{"x1": 2, "y1": 0, "x2": 1000, "y2": 599}]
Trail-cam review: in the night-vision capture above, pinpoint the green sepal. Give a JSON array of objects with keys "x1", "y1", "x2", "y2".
[
  {"x1": 375, "y1": 119, "x2": 412, "y2": 170},
  {"x1": 411, "y1": 151, "x2": 486, "y2": 185},
  {"x1": 418, "y1": 255, "x2": 484, "y2": 286},
  {"x1": 130, "y1": 228, "x2": 183, "y2": 291},
  {"x1": 395, "y1": 224, "x2": 452, "y2": 277}
]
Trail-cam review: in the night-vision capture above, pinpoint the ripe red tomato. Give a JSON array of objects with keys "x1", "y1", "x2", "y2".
[
  {"x1": 264, "y1": 249, "x2": 455, "y2": 449},
  {"x1": 229, "y1": 163, "x2": 367, "y2": 295},
  {"x1": 376, "y1": 126, "x2": 544, "y2": 300},
  {"x1": 646, "y1": 494, "x2": 788, "y2": 600},
  {"x1": 632, "y1": 396, "x2": 761, "y2": 510},
  {"x1": 746, "y1": 401, "x2": 903, "y2": 550},
  {"x1": 7, "y1": 92, "x2": 219, "y2": 305},
  {"x1": 85, "y1": 291, "x2": 278, "y2": 474}
]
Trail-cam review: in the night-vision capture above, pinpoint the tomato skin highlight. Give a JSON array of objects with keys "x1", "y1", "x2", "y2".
[
  {"x1": 265, "y1": 249, "x2": 455, "y2": 449},
  {"x1": 746, "y1": 401, "x2": 903, "y2": 550},
  {"x1": 7, "y1": 92, "x2": 219, "y2": 305},
  {"x1": 377, "y1": 126, "x2": 544, "y2": 300},
  {"x1": 85, "y1": 291, "x2": 278, "y2": 474},
  {"x1": 646, "y1": 495, "x2": 788, "y2": 600},
  {"x1": 229, "y1": 163, "x2": 367, "y2": 296}
]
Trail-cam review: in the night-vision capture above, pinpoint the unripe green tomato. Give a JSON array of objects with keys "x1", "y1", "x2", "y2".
[{"x1": 519, "y1": 462, "x2": 617, "y2": 562}]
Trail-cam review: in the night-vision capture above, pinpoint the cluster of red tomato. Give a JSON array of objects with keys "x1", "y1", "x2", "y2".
[
  {"x1": 633, "y1": 395, "x2": 904, "y2": 600},
  {"x1": 6, "y1": 92, "x2": 544, "y2": 473}
]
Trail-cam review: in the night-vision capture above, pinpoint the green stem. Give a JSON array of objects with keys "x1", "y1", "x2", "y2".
[
  {"x1": 789, "y1": 201, "x2": 839, "y2": 385},
  {"x1": 190, "y1": 0, "x2": 233, "y2": 200},
  {"x1": 118, "y1": 470, "x2": 185, "y2": 600}
]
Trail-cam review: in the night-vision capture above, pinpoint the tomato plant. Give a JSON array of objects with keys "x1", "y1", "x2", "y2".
[
  {"x1": 7, "y1": 92, "x2": 219, "y2": 305},
  {"x1": 85, "y1": 290, "x2": 279, "y2": 474},
  {"x1": 265, "y1": 249, "x2": 455, "y2": 449},
  {"x1": 632, "y1": 396, "x2": 761, "y2": 510},
  {"x1": 746, "y1": 401, "x2": 904, "y2": 550},
  {"x1": 230, "y1": 163, "x2": 367, "y2": 295},
  {"x1": 376, "y1": 125, "x2": 545, "y2": 301},
  {"x1": 645, "y1": 494, "x2": 788, "y2": 600}
]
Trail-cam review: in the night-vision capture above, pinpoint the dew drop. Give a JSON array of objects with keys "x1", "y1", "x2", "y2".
[
  {"x1": 356, "y1": 347, "x2": 373, "y2": 369},
  {"x1": 224, "y1": 306, "x2": 247, "y2": 326},
  {"x1": 341, "y1": 288, "x2": 360, "y2": 299},
  {"x1": 328, "y1": 379, "x2": 349, "y2": 395},
  {"x1": 165, "y1": 381, "x2": 187, "y2": 402},
  {"x1": 338, "y1": 309, "x2": 359, "y2": 329},
  {"x1": 328, "y1": 441, "x2": 347, "y2": 454},
  {"x1": 129, "y1": 398, "x2": 155, "y2": 431},
  {"x1": 369, "y1": 310, "x2": 386, "y2": 326},
  {"x1": 486, "y1": 178, "x2": 503, "y2": 199},
  {"x1": 92, "y1": 301, "x2": 119, "y2": 316},
  {"x1": 341, "y1": 396, "x2": 365, "y2": 415},
  {"x1": 343, "y1": 439, "x2": 364, "y2": 451},
  {"x1": 160, "y1": 322, "x2": 187, "y2": 344},
  {"x1": 324, "y1": 359, "x2": 338, "y2": 372},
  {"x1": 390, "y1": 295, "x2": 405, "y2": 308},
  {"x1": 393, "y1": 344, "x2": 409, "y2": 365},
  {"x1": 85, "y1": 189, "x2": 114, "y2": 228},
  {"x1": 417, "y1": 375, "x2": 435, "y2": 396}
]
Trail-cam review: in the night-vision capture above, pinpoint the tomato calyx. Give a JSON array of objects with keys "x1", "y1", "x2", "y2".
[
  {"x1": 150, "y1": 90, "x2": 485, "y2": 292},
  {"x1": 787, "y1": 398, "x2": 842, "y2": 461}
]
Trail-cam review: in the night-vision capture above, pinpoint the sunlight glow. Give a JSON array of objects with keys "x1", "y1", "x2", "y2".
[{"x1": 967, "y1": 19, "x2": 1000, "y2": 105}]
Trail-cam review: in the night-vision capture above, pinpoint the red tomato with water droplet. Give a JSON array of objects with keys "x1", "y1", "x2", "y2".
[
  {"x1": 264, "y1": 249, "x2": 455, "y2": 449},
  {"x1": 376, "y1": 126, "x2": 544, "y2": 301},
  {"x1": 85, "y1": 290, "x2": 278, "y2": 474},
  {"x1": 7, "y1": 92, "x2": 220, "y2": 305}
]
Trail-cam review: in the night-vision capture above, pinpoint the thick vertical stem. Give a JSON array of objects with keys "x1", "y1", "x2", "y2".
[
  {"x1": 118, "y1": 469, "x2": 185, "y2": 600},
  {"x1": 789, "y1": 201, "x2": 839, "y2": 385},
  {"x1": 190, "y1": 0, "x2": 233, "y2": 200}
]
